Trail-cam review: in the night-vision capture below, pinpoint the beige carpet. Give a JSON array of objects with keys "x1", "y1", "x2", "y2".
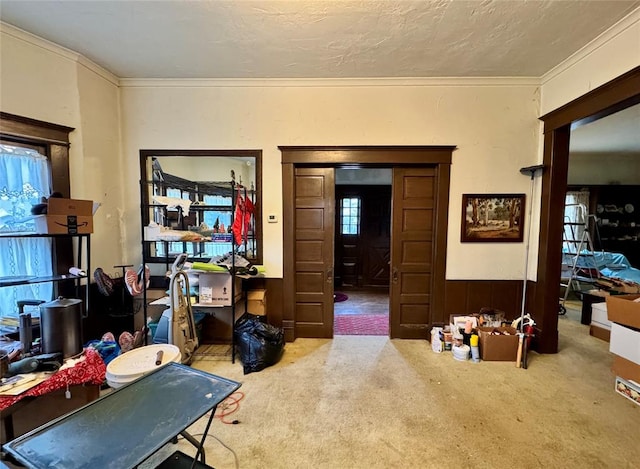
[{"x1": 142, "y1": 313, "x2": 639, "y2": 469}]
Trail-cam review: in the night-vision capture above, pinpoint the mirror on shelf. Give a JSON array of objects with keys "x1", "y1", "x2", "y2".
[{"x1": 139, "y1": 149, "x2": 262, "y2": 266}]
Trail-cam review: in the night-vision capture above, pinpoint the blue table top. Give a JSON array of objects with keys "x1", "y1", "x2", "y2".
[{"x1": 3, "y1": 362, "x2": 241, "y2": 469}]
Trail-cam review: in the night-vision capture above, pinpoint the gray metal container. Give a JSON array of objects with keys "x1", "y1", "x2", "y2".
[{"x1": 40, "y1": 297, "x2": 83, "y2": 358}]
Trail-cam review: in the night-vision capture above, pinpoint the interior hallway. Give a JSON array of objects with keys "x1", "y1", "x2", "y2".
[
  {"x1": 334, "y1": 289, "x2": 389, "y2": 336},
  {"x1": 141, "y1": 308, "x2": 638, "y2": 469}
]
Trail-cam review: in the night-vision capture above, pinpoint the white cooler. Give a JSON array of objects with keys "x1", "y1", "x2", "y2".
[{"x1": 106, "y1": 344, "x2": 181, "y2": 389}]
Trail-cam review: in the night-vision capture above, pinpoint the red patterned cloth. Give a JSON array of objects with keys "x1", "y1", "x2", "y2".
[{"x1": 0, "y1": 348, "x2": 105, "y2": 411}]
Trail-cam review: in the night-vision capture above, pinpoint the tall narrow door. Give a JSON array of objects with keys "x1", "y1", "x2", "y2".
[
  {"x1": 294, "y1": 168, "x2": 335, "y2": 338},
  {"x1": 390, "y1": 167, "x2": 436, "y2": 339}
]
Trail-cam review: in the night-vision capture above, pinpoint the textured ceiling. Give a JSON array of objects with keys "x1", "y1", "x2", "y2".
[
  {"x1": 0, "y1": 0, "x2": 638, "y2": 79},
  {"x1": 1, "y1": 0, "x2": 639, "y2": 153}
]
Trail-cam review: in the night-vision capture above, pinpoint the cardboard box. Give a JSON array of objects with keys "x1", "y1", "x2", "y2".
[
  {"x1": 613, "y1": 355, "x2": 640, "y2": 383},
  {"x1": 609, "y1": 323, "x2": 640, "y2": 365},
  {"x1": 34, "y1": 198, "x2": 94, "y2": 234},
  {"x1": 247, "y1": 289, "x2": 267, "y2": 316},
  {"x1": 606, "y1": 294, "x2": 640, "y2": 329},
  {"x1": 589, "y1": 324, "x2": 611, "y2": 342},
  {"x1": 477, "y1": 326, "x2": 519, "y2": 361},
  {"x1": 614, "y1": 376, "x2": 640, "y2": 406},
  {"x1": 197, "y1": 273, "x2": 241, "y2": 306}
]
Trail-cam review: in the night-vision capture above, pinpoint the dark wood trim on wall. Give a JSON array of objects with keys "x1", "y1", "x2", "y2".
[
  {"x1": 0, "y1": 112, "x2": 74, "y2": 146},
  {"x1": 432, "y1": 163, "x2": 451, "y2": 319},
  {"x1": 0, "y1": 112, "x2": 75, "y2": 289},
  {"x1": 281, "y1": 163, "x2": 296, "y2": 342},
  {"x1": 281, "y1": 146, "x2": 455, "y2": 165},
  {"x1": 536, "y1": 66, "x2": 640, "y2": 354},
  {"x1": 0, "y1": 112, "x2": 73, "y2": 198},
  {"x1": 540, "y1": 67, "x2": 640, "y2": 131},
  {"x1": 262, "y1": 278, "x2": 283, "y2": 329},
  {"x1": 443, "y1": 280, "x2": 524, "y2": 321},
  {"x1": 139, "y1": 149, "x2": 264, "y2": 266},
  {"x1": 281, "y1": 145, "x2": 455, "y2": 342}
]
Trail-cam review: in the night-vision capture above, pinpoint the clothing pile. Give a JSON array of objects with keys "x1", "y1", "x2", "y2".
[{"x1": 232, "y1": 188, "x2": 254, "y2": 246}]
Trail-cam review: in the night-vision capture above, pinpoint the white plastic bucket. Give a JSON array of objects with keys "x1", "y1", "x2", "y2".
[
  {"x1": 106, "y1": 344, "x2": 181, "y2": 389},
  {"x1": 452, "y1": 344, "x2": 470, "y2": 361}
]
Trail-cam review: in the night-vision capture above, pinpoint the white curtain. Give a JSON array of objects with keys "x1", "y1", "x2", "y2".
[{"x1": 0, "y1": 144, "x2": 53, "y2": 320}]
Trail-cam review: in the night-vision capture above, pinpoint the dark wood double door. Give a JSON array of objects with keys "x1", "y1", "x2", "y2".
[{"x1": 286, "y1": 154, "x2": 450, "y2": 340}]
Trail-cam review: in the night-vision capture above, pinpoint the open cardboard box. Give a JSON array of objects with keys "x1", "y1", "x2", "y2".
[
  {"x1": 606, "y1": 294, "x2": 640, "y2": 329},
  {"x1": 477, "y1": 326, "x2": 519, "y2": 361},
  {"x1": 34, "y1": 198, "x2": 97, "y2": 234}
]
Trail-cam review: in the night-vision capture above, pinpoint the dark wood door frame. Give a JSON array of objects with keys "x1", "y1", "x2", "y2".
[
  {"x1": 536, "y1": 66, "x2": 640, "y2": 353},
  {"x1": 281, "y1": 146, "x2": 454, "y2": 342}
]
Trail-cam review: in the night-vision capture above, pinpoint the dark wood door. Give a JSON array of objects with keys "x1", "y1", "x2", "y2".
[
  {"x1": 390, "y1": 167, "x2": 436, "y2": 339},
  {"x1": 335, "y1": 185, "x2": 391, "y2": 288},
  {"x1": 294, "y1": 168, "x2": 335, "y2": 338}
]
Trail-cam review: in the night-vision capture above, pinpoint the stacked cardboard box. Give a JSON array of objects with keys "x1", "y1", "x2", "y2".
[
  {"x1": 606, "y1": 294, "x2": 640, "y2": 405},
  {"x1": 590, "y1": 302, "x2": 611, "y2": 342},
  {"x1": 198, "y1": 273, "x2": 242, "y2": 306},
  {"x1": 246, "y1": 289, "x2": 267, "y2": 316}
]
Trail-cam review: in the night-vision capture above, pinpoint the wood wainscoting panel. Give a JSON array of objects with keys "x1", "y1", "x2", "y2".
[{"x1": 443, "y1": 280, "x2": 524, "y2": 322}]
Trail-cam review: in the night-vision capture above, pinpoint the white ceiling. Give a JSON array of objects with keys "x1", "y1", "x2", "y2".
[
  {"x1": 1, "y1": 0, "x2": 639, "y2": 80},
  {"x1": 1, "y1": 0, "x2": 639, "y2": 153},
  {"x1": 570, "y1": 103, "x2": 640, "y2": 154}
]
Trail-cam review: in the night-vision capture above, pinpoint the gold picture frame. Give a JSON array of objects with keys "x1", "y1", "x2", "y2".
[{"x1": 461, "y1": 193, "x2": 525, "y2": 242}]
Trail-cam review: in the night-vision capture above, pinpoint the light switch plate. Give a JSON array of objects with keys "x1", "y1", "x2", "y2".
[{"x1": 268, "y1": 214, "x2": 278, "y2": 223}]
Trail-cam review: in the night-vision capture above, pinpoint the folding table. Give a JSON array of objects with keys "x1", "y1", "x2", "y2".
[{"x1": 2, "y1": 362, "x2": 241, "y2": 469}]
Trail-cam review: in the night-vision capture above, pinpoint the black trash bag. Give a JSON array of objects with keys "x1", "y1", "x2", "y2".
[{"x1": 235, "y1": 313, "x2": 285, "y2": 375}]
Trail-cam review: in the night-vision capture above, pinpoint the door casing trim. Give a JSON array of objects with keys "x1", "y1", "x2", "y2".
[{"x1": 280, "y1": 146, "x2": 454, "y2": 341}]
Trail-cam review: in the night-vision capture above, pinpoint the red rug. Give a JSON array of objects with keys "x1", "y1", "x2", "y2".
[{"x1": 334, "y1": 314, "x2": 389, "y2": 336}]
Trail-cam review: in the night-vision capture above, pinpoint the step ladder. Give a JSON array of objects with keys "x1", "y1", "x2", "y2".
[{"x1": 560, "y1": 204, "x2": 598, "y2": 315}]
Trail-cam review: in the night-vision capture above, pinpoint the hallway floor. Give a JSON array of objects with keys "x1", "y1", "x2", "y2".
[
  {"x1": 333, "y1": 289, "x2": 389, "y2": 315},
  {"x1": 334, "y1": 289, "x2": 389, "y2": 335}
]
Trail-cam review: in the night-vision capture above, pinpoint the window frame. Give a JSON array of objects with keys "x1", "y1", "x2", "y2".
[
  {"x1": 0, "y1": 112, "x2": 75, "y2": 282},
  {"x1": 139, "y1": 149, "x2": 263, "y2": 266},
  {"x1": 340, "y1": 196, "x2": 362, "y2": 235}
]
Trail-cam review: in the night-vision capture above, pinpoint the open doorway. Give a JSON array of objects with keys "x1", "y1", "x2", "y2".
[
  {"x1": 537, "y1": 67, "x2": 640, "y2": 353},
  {"x1": 281, "y1": 146, "x2": 453, "y2": 342},
  {"x1": 560, "y1": 101, "x2": 640, "y2": 331},
  {"x1": 333, "y1": 168, "x2": 391, "y2": 336}
]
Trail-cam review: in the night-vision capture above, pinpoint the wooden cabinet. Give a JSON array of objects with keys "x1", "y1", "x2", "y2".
[{"x1": 590, "y1": 185, "x2": 640, "y2": 267}]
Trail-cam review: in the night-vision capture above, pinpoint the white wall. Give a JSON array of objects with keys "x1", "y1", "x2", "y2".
[
  {"x1": 3, "y1": 7, "x2": 638, "y2": 283},
  {"x1": 569, "y1": 153, "x2": 640, "y2": 185},
  {"x1": 540, "y1": 9, "x2": 640, "y2": 114},
  {"x1": 120, "y1": 81, "x2": 541, "y2": 279},
  {"x1": 0, "y1": 24, "x2": 125, "y2": 273}
]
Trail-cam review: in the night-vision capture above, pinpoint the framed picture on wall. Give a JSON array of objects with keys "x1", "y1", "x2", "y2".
[{"x1": 461, "y1": 193, "x2": 525, "y2": 242}]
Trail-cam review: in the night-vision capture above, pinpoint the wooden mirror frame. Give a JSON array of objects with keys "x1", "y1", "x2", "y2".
[{"x1": 139, "y1": 149, "x2": 263, "y2": 266}]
